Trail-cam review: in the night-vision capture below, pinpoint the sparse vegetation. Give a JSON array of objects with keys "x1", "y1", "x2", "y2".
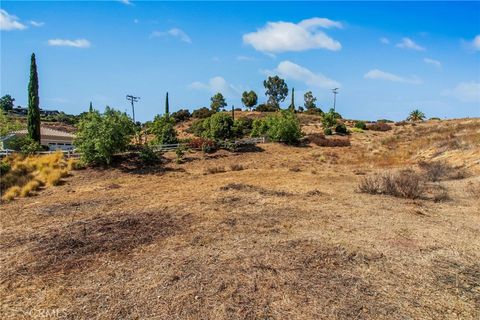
[
  {"x1": 358, "y1": 169, "x2": 426, "y2": 199},
  {"x1": 366, "y1": 122, "x2": 392, "y2": 131}
]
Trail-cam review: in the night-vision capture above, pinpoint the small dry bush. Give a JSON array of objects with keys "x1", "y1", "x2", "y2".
[
  {"x1": 204, "y1": 166, "x2": 226, "y2": 175},
  {"x1": 230, "y1": 164, "x2": 244, "y2": 171},
  {"x1": 358, "y1": 169, "x2": 426, "y2": 199},
  {"x1": 307, "y1": 133, "x2": 351, "y2": 147},
  {"x1": 1, "y1": 152, "x2": 76, "y2": 201},
  {"x1": 367, "y1": 122, "x2": 392, "y2": 131},
  {"x1": 466, "y1": 181, "x2": 480, "y2": 198},
  {"x1": 418, "y1": 161, "x2": 469, "y2": 181}
]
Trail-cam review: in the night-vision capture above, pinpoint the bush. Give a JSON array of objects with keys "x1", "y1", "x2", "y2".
[
  {"x1": 202, "y1": 112, "x2": 234, "y2": 141},
  {"x1": 192, "y1": 107, "x2": 214, "y2": 119},
  {"x1": 171, "y1": 109, "x2": 191, "y2": 123},
  {"x1": 204, "y1": 166, "x2": 226, "y2": 174},
  {"x1": 151, "y1": 115, "x2": 178, "y2": 145},
  {"x1": 139, "y1": 145, "x2": 160, "y2": 165},
  {"x1": 351, "y1": 127, "x2": 364, "y2": 133},
  {"x1": 265, "y1": 111, "x2": 302, "y2": 144},
  {"x1": 255, "y1": 103, "x2": 278, "y2": 112},
  {"x1": 251, "y1": 118, "x2": 269, "y2": 137},
  {"x1": 321, "y1": 110, "x2": 339, "y2": 131},
  {"x1": 187, "y1": 137, "x2": 217, "y2": 152},
  {"x1": 324, "y1": 127, "x2": 333, "y2": 135},
  {"x1": 75, "y1": 107, "x2": 135, "y2": 165},
  {"x1": 307, "y1": 133, "x2": 350, "y2": 147},
  {"x1": 358, "y1": 169, "x2": 425, "y2": 199},
  {"x1": 233, "y1": 117, "x2": 253, "y2": 138},
  {"x1": 377, "y1": 119, "x2": 394, "y2": 123},
  {"x1": 0, "y1": 161, "x2": 10, "y2": 175},
  {"x1": 354, "y1": 121, "x2": 367, "y2": 130},
  {"x1": 335, "y1": 123, "x2": 348, "y2": 134},
  {"x1": 8, "y1": 136, "x2": 43, "y2": 154},
  {"x1": 187, "y1": 119, "x2": 207, "y2": 137},
  {"x1": 366, "y1": 122, "x2": 392, "y2": 131}
]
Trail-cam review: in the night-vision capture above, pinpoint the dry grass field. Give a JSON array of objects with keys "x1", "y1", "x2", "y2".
[{"x1": 1, "y1": 118, "x2": 479, "y2": 319}]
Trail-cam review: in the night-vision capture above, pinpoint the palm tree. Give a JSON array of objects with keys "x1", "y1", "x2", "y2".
[{"x1": 408, "y1": 109, "x2": 425, "y2": 122}]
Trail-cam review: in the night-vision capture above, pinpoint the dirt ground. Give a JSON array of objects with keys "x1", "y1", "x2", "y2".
[{"x1": 1, "y1": 118, "x2": 479, "y2": 319}]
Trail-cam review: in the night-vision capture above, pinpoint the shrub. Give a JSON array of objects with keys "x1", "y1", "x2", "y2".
[
  {"x1": 351, "y1": 127, "x2": 364, "y2": 133},
  {"x1": 0, "y1": 161, "x2": 10, "y2": 175},
  {"x1": 2, "y1": 186, "x2": 21, "y2": 201},
  {"x1": 175, "y1": 146, "x2": 186, "y2": 164},
  {"x1": 324, "y1": 127, "x2": 333, "y2": 135},
  {"x1": 429, "y1": 117, "x2": 441, "y2": 121},
  {"x1": 204, "y1": 166, "x2": 226, "y2": 174},
  {"x1": 187, "y1": 137, "x2": 217, "y2": 152},
  {"x1": 358, "y1": 169, "x2": 425, "y2": 199},
  {"x1": 321, "y1": 111, "x2": 338, "y2": 129},
  {"x1": 266, "y1": 111, "x2": 302, "y2": 144},
  {"x1": 171, "y1": 109, "x2": 191, "y2": 123},
  {"x1": 230, "y1": 164, "x2": 244, "y2": 171},
  {"x1": 377, "y1": 119, "x2": 394, "y2": 123},
  {"x1": 20, "y1": 179, "x2": 41, "y2": 197},
  {"x1": 8, "y1": 136, "x2": 43, "y2": 154},
  {"x1": 75, "y1": 107, "x2": 135, "y2": 165},
  {"x1": 251, "y1": 118, "x2": 269, "y2": 137},
  {"x1": 203, "y1": 112, "x2": 234, "y2": 141},
  {"x1": 139, "y1": 145, "x2": 160, "y2": 165},
  {"x1": 366, "y1": 122, "x2": 392, "y2": 131},
  {"x1": 354, "y1": 121, "x2": 367, "y2": 130},
  {"x1": 418, "y1": 161, "x2": 451, "y2": 182},
  {"x1": 151, "y1": 115, "x2": 178, "y2": 145},
  {"x1": 307, "y1": 133, "x2": 350, "y2": 147},
  {"x1": 192, "y1": 107, "x2": 214, "y2": 119},
  {"x1": 335, "y1": 123, "x2": 348, "y2": 134},
  {"x1": 187, "y1": 119, "x2": 207, "y2": 137},
  {"x1": 255, "y1": 103, "x2": 278, "y2": 112},
  {"x1": 233, "y1": 117, "x2": 253, "y2": 138}
]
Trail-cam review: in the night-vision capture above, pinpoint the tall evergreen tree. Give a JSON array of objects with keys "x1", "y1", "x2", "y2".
[
  {"x1": 89, "y1": 101, "x2": 93, "y2": 113},
  {"x1": 27, "y1": 53, "x2": 41, "y2": 143},
  {"x1": 289, "y1": 88, "x2": 295, "y2": 112},
  {"x1": 165, "y1": 92, "x2": 169, "y2": 115}
]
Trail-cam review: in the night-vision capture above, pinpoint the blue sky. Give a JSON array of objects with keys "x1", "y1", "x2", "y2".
[{"x1": 1, "y1": 1, "x2": 479, "y2": 122}]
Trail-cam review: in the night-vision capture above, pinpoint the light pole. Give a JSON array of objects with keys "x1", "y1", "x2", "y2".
[
  {"x1": 332, "y1": 88, "x2": 339, "y2": 111},
  {"x1": 126, "y1": 95, "x2": 140, "y2": 123}
]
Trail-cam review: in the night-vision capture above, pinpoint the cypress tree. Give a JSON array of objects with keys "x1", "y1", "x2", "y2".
[
  {"x1": 165, "y1": 92, "x2": 169, "y2": 116},
  {"x1": 89, "y1": 101, "x2": 93, "y2": 113},
  {"x1": 27, "y1": 53, "x2": 41, "y2": 143},
  {"x1": 289, "y1": 87, "x2": 295, "y2": 112}
]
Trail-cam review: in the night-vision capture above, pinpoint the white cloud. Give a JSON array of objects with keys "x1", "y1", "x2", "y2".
[
  {"x1": 364, "y1": 69, "x2": 421, "y2": 84},
  {"x1": 30, "y1": 20, "x2": 44, "y2": 27},
  {"x1": 0, "y1": 9, "x2": 27, "y2": 31},
  {"x1": 243, "y1": 17, "x2": 342, "y2": 54},
  {"x1": 48, "y1": 39, "x2": 91, "y2": 48},
  {"x1": 119, "y1": 0, "x2": 133, "y2": 5},
  {"x1": 380, "y1": 37, "x2": 390, "y2": 44},
  {"x1": 443, "y1": 81, "x2": 480, "y2": 103},
  {"x1": 188, "y1": 76, "x2": 240, "y2": 97},
  {"x1": 151, "y1": 28, "x2": 191, "y2": 43},
  {"x1": 472, "y1": 35, "x2": 480, "y2": 51},
  {"x1": 423, "y1": 58, "x2": 441, "y2": 68},
  {"x1": 396, "y1": 37, "x2": 425, "y2": 51},
  {"x1": 270, "y1": 60, "x2": 340, "y2": 89}
]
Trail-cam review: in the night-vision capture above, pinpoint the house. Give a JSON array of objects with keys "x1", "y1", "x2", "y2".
[{"x1": 1, "y1": 126, "x2": 75, "y2": 151}]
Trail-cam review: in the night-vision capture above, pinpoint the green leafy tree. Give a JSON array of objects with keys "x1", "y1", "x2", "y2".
[
  {"x1": 27, "y1": 53, "x2": 41, "y2": 143},
  {"x1": 241, "y1": 90, "x2": 258, "y2": 111},
  {"x1": 74, "y1": 107, "x2": 135, "y2": 165},
  {"x1": 322, "y1": 110, "x2": 338, "y2": 134},
  {"x1": 263, "y1": 75, "x2": 288, "y2": 109},
  {"x1": 203, "y1": 112, "x2": 234, "y2": 141},
  {"x1": 151, "y1": 114, "x2": 178, "y2": 144},
  {"x1": 407, "y1": 109, "x2": 425, "y2": 122},
  {"x1": 304, "y1": 91, "x2": 317, "y2": 110},
  {"x1": 289, "y1": 88, "x2": 295, "y2": 112},
  {"x1": 0, "y1": 95, "x2": 15, "y2": 112},
  {"x1": 210, "y1": 93, "x2": 227, "y2": 112}
]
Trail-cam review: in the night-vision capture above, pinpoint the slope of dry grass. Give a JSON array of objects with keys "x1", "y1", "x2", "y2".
[{"x1": 0, "y1": 118, "x2": 479, "y2": 319}]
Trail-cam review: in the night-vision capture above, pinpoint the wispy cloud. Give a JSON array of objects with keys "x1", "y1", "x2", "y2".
[
  {"x1": 423, "y1": 58, "x2": 441, "y2": 68},
  {"x1": 30, "y1": 20, "x2": 44, "y2": 27},
  {"x1": 380, "y1": 37, "x2": 390, "y2": 44},
  {"x1": 188, "y1": 76, "x2": 240, "y2": 97},
  {"x1": 442, "y1": 81, "x2": 480, "y2": 103},
  {"x1": 236, "y1": 55, "x2": 256, "y2": 61},
  {"x1": 48, "y1": 38, "x2": 91, "y2": 48},
  {"x1": 0, "y1": 9, "x2": 27, "y2": 31},
  {"x1": 396, "y1": 37, "x2": 425, "y2": 51},
  {"x1": 471, "y1": 35, "x2": 480, "y2": 51},
  {"x1": 243, "y1": 17, "x2": 342, "y2": 54},
  {"x1": 268, "y1": 60, "x2": 340, "y2": 89},
  {"x1": 119, "y1": 0, "x2": 133, "y2": 5},
  {"x1": 151, "y1": 28, "x2": 191, "y2": 43},
  {"x1": 364, "y1": 69, "x2": 421, "y2": 84}
]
